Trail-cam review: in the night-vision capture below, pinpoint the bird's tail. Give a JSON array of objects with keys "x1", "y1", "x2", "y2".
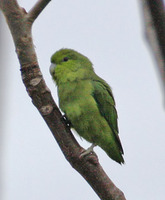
[
  {"x1": 106, "y1": 148, "x2": 124, "y2": 164},
  {"x1": 100, "y1": 143, "x2": 125, "y2": 164}
]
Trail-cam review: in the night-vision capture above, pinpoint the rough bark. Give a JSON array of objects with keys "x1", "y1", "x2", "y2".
[{"x1": 0, "y1": 1, "x2": 126, "y2": 199}]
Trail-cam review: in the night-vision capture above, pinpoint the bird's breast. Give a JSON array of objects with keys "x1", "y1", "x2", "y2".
[{"x1": 58, "y1": 80, "x2": 97, "y2": 119}]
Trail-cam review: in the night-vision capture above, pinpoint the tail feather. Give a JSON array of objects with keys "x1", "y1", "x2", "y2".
[{"x1": 101, "y1": 145, "x2": 125, "y2": 164}]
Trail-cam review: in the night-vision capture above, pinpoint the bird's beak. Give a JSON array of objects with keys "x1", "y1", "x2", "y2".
[{"x1": 49, "y1": 63, "x2": 56, "y2": 75}]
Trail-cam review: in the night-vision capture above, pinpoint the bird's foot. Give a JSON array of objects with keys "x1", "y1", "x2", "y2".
[
  {"x1": 62, "y1": 114, "x2": 72, "y2": 127},
  {"x1": 80, "y1": 144, "x2": 97, "y2": 157}
]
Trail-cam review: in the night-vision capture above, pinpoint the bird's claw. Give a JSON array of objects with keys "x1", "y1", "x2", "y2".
[
  {"x1": 62, "y1": 114, "x2": 72, "y2": 127},
  {"x1": 80, "y1": 144, "x2": 96, "y2": 158}
]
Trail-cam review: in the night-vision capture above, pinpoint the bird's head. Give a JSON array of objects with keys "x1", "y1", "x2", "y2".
[{"x1": 50, "y1": 48, "x2": 94, "y2": 84}]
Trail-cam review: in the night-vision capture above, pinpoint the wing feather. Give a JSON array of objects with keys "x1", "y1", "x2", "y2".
[{"x1": 92, "y1": 78, "x2": 124, "y2": 154}]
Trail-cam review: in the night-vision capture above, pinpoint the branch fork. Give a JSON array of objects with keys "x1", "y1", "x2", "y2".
[{"x1": 0, "y1": 1, "x2": 126, "y2": 199}]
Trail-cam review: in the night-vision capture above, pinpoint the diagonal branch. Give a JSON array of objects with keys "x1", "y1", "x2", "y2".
[
  {"x1": 27, "y1": 0, "x2": 51, "y2": 23},
  {"x1": 139, "y1": 0, "x2": 165, "y2": 97},
  {"x1": 0, "y1": 1, "x2": 126, "y2": 200}
]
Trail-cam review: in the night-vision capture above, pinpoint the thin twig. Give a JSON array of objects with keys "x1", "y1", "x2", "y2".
[{"x1": 27, "y1": 0, "x2": 51, "y2": 23}]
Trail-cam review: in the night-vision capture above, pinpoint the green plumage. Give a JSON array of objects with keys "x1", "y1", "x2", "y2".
[{"x1": 50, "y1": 49, "x2": 124, "y2": 164}]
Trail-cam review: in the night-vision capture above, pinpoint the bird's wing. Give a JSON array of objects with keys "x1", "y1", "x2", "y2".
[{"x1": 92, "y1": 78, "x2": 124, "y2": 154}]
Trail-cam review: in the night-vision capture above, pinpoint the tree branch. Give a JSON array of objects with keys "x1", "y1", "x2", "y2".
[
  {"x1": 139, "y1": 0, "x2": 165, "y2": 97},
  {"x1": 0, "y1": 0, "x2": 20, "y2": 11},
  {"x1": 27, "y1": 0, "x2": 51, "y2": 23},
  {"x1": 0, "y1": 1, "x2": 126, "y2": 199}
]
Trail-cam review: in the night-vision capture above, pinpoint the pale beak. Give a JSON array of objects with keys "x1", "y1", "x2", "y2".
[{"x1": 49, "y1": 63, "x2": 56, "y2": 75}]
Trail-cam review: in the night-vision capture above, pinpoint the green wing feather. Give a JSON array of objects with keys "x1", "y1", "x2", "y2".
[{"x1": 92, "y1": 78, "x2": 124, "y2": 154}]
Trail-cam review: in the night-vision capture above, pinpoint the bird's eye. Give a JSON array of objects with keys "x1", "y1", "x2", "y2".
[{"x1": 63, "y1": 57, "x2": 69, "y2": 62}]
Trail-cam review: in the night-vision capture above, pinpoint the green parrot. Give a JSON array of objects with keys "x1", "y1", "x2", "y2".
[{"x1": 50, "y1": 49, "x2": 124, "y2": 164}]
